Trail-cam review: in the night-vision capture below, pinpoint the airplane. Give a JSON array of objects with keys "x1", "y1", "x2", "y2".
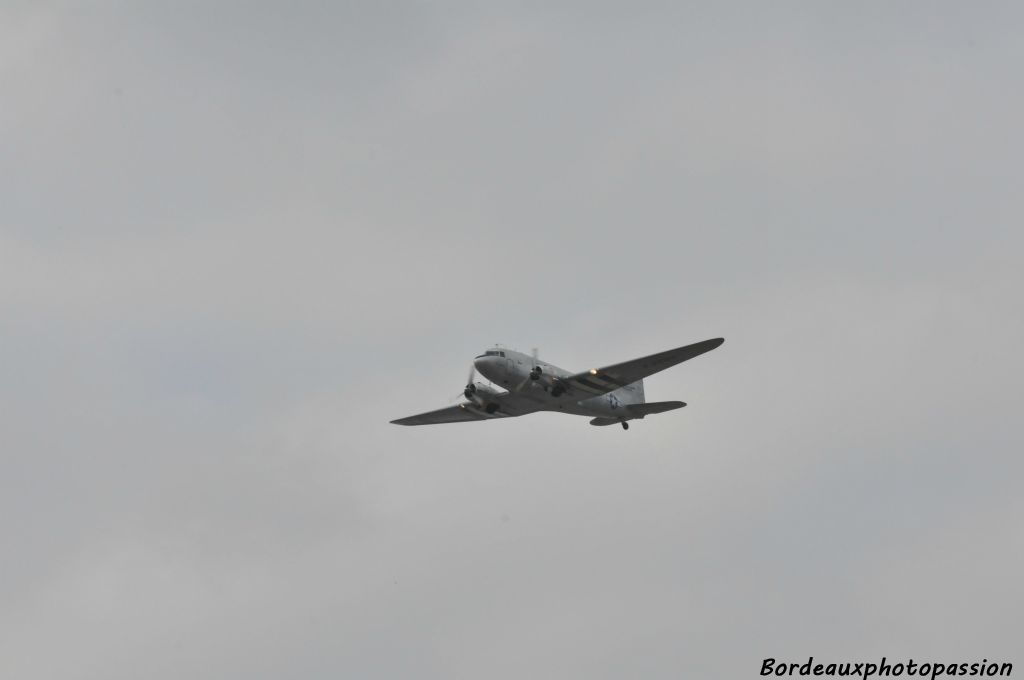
[{"x1": 390, "y1": 337, "x2": 724, "y2": 430}]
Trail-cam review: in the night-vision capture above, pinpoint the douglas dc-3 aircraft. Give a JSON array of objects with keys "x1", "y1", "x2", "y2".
[{"x1": 391, "y1": 337, "x2": 724, "y2": 430}]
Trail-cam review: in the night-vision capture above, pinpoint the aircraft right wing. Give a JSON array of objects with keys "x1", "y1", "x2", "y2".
[
  {"x1": 557, "y1": 338, "x2": 724, "y2": 398},
  {"x1": 390, "y1": 403, "x2": 507, "y2": 426}
]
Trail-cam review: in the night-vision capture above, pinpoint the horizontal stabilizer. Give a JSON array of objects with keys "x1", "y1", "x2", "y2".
[
  {"x1": 626, "y1": 400, "x2": 686, "y2": 417},
  {"x1": 589, "y1": 401, "x2": 686, "y2": 426}
]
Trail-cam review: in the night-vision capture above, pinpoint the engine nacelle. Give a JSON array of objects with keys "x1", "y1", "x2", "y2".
[{"x1": 465, "y1": 382, "x2": 501, "y2": 406}]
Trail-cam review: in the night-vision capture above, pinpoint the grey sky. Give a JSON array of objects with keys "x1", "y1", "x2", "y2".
[{"x1": 2, "y1": 3, "x2": 1022, "y2": 679}]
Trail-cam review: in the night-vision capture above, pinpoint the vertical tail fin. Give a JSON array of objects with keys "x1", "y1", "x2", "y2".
[{"x1": 617, "y1": 379, "x2": 645, "y2": 405}]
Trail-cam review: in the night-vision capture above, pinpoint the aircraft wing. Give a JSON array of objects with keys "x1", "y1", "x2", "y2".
[
  {"x1": 559, "y1": 338, "x2": 724, "y2": 398},
  {"x1": 390, "y1": 403, "x2": 507, "y2": 426}
]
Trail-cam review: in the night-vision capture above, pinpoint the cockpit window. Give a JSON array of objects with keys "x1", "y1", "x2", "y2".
[{"x1": 475, "y1": 350, "x2": 506, "y2": 358}]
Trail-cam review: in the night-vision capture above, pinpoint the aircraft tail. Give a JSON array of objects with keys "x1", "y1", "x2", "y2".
[
  {"x1": 619, "y1": 379, "x2": 645, "y2": 405},
  {"x1": 588, "y1": 399, "x2": 686, "y2": 426},
  {"x1": 626, "y1": 400, "x2": 686, "y2": 417}
]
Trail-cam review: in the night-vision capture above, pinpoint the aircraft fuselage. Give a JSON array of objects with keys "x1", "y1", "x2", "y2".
[{"x1": 472, "y1": 348, "x2": 642, "y2": 419}]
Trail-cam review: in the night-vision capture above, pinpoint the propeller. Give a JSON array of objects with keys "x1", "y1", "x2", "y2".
[
  {"x1": 449, "y1": 364, "x2": 477, "y2": 403},
  {"x1": 515, "y1": 347, "x2": 544, "y2": 391},
  {"x1": 463, "y1": 364, "x2": 477, "y2": 400},
  {"x1": 529, "y1": 347, "x2": 542, "y2": 380}
]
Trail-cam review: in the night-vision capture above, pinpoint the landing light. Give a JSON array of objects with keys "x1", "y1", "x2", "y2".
[{"x1": 589, "y1": 369, "x2": 598, "y2": 375}]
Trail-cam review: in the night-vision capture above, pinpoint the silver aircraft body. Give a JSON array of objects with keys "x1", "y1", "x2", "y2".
[{"x1": 391, "y1": 337, "x2": 724, "y2": 430}]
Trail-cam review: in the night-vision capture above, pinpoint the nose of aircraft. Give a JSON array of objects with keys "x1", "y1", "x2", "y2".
[{"x1": 474, "y1": 355, "x2": 504, "y2": 382}]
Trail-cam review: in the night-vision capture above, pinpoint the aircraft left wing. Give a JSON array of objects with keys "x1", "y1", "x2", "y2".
[
  {"x1": 390, "y1": 403, "x2": 507, "y2": 426},
  {"x1": 558, "y1": 337, "x2": 724, "y2": 398}
]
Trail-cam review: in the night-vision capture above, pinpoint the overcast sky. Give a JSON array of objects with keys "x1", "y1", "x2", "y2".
[{"x1": 2, "y1": 3, "x2": 1022, "y2": 679}]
